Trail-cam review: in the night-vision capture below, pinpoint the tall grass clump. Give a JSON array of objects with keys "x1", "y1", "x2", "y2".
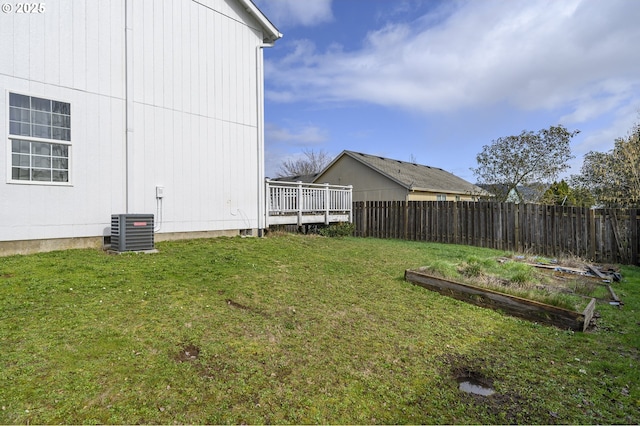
[
  {"x1": 503, "y1": 262, "x2": 534, "y2": 284},
  {"x1": 422, "y1": 260, "x2": 459, "y2": 280}
]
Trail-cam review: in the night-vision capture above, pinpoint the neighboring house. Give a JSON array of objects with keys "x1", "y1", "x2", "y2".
[
  {"x1": 0, "y1": 0, "x2": 281, "y2": 255},
  {"x1": 477, "y1": 184, "x2": 548, "y2": 203},
  {"x1": 313, "y1": 150, "x2": 488, "y2": 202},
  {"x1": 270, "y1": 174, "x2": 319, "y2": 183}
]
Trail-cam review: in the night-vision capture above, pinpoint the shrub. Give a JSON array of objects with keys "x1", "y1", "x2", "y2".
[
  {"x1": 461, "y1": 262, "x2": 483, "y2": 278},
  {"x1": 318, "y1": 222, "x2": 355, "y2": 237}
]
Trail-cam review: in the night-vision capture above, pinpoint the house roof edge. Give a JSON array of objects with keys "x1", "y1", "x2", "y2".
[{"x1": 238, "y1": 0, "x2": 282, "y2": 43}]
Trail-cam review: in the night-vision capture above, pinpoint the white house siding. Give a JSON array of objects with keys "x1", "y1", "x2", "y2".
[
  {"x1": 0, "y1": 0, "x2": 273, "y2": 248},
  {"x1": 0, "y1": 1, "x2": 127, "y2": 243},
  {"x1": 128, "y1": 0, "x2": 264, "y2": 234}
]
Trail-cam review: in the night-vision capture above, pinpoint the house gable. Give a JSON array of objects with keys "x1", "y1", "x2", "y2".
[
  {"x1": 236, "y1": 0, "x2": 282, "y2": 43},
  {"x1": 315, "y1": 154, "x2": 409, "y2": 202},
  {"x1": 315, "y1": 150, "x2": 488, "y2": 202}
]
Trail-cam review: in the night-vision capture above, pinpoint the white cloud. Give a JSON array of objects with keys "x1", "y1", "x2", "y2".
[
  {"x1": 574, "y1": 104, "x2": 640, "y2": 155},
  {"x1": 265, "y1": 0, "x2": 640, "y2": 124},
  {"x1": 254, "y1": 0, "x2": 333, "y2": 28},
  {"x1": 265, "y1": 122, "x2": 329, "y2": 146}
]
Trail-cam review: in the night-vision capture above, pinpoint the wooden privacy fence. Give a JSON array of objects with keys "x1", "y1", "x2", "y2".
[{"x1": 353, "y1": 201, "x2": 640, "y2": 265}]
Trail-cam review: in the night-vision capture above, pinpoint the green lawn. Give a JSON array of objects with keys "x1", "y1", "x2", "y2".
[{"x1": 1, "y1": 235, "x2": 638, "y2": 424}]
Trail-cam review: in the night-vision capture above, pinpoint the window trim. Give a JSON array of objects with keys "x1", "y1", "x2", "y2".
[{"x1": 6, "y1": 91, "x2": 73, "y2": 186}]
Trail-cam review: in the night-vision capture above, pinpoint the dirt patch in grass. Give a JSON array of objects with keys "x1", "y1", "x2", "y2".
[
  {"x1": 225, "y1": 299, "x2": 251, "y2": 310},
  {"x1": 444, "y1": 354, "x2": 556, "y2": 424},
  {"x1": 174, "y1": 344, "x2": 200, "y2": 363}
]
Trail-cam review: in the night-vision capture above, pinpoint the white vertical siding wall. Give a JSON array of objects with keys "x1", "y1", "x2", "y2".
[
  {"x1": 0, "y1": 1, "x2": 127, "y2": 241},
  {"x1": 128, "y1": 0, "x2": 264, "y2": 233},
  {"x1": 0, "y1": 0, "x2": 269, "y2": 243}
]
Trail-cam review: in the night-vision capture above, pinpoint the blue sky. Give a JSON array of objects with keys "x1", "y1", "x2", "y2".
[{"x1": 254, "y1": 0, "x2": 640, "y2": 182}]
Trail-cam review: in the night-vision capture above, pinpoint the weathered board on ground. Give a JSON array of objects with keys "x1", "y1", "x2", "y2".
[{"x1": 405, "y1": 269, "x2": 596, "y2": 332}]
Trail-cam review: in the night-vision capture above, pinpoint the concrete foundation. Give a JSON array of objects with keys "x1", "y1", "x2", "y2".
[{"x1": 0, "y1": 229, "x2": 258, "y2": 257}]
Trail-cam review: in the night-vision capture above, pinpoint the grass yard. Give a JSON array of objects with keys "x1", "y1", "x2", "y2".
[{"x1": 0, "y1": 235, "x2": 639, "y2": 424}]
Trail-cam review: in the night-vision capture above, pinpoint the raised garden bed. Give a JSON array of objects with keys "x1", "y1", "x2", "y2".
[{"x1": 405, "y1": 269, "x2": 596, "y2": 331}]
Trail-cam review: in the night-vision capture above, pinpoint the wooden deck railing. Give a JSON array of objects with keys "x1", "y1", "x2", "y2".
[{"x1": 266, "y1": 180, "x2": 353, "y2": 227}]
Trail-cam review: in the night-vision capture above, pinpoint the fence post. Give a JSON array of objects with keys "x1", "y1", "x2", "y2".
[
  {"x1": 452, "y1": 202, "x2": 459, "y2": 244},
  {"x1": 404, "y1": 201, "x2": 409, "y2": 239},
  {"x1": 348, "y1": 185, "x2": 353, "y2": 223},
  {"x1": 632, "y1": 209, "x2": 639, "y2": 265},
  {"x1": 514, "y1": 203, "x2": 520, "y2": 252}
]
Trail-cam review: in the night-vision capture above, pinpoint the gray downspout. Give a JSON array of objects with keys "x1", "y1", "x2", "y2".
[
  {"x1": 124, "y1": 0, "x2": 134, "y2": 213},
  {"x1": 257, "y1": 42, "x2": 274, "y2": 236}
]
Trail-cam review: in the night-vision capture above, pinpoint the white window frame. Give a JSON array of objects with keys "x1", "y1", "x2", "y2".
[
  {"x1": 436, "y1": 194, "x2": 447, "y2": 201},
  {"x1": 6, "y1": 91, "x2": 72, "y2": 186}
]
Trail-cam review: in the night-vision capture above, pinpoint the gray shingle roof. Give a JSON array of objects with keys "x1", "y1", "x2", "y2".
[
  {"x1": 271, "y1": 174, "x2": 318, "y2": 183},
  {"x1": 337, "y1": 150, "x2": 488, "y2": 196}
]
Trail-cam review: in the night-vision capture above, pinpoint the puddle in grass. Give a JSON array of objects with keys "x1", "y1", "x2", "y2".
[{"x1": 457, "y1": 377, "x2": 495, "y2": 396}]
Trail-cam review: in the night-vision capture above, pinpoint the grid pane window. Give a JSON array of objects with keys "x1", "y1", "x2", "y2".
[
  {"x1": 52, "y1": 127, "x2": 70, "y2": 141},
  {"x1": 9, "y1": 93, "x2": 70, "y2": 142},
  {"x1": 32, "y1": 169, "x2": 52, "y2": 181},
  {"x1": 9, "y1": 93, "x2": 30, "y2": 108},
  {"x1": 10, "y1": 140, "x2": 70, "y2": 182},
  {"x1": 31, "y1": 97, "x2": 51, "y2": 112},
  {"x1": 9, "y1": 107, "x2": 30, "y2": 122},
  {"x1": 32, "y1": 111, "x2": 51, "y2": 125},
  {"x1": 12, "y1": 139, "x2": 30, "y2": 153},
  {"x1": 12, "y1": 168, "x2": 30, "y2": 180},
  {"x1": 32, "y1": 124, "x2": 51, "y2": 139},
  {"x1": 9, "y1": 121, "x2": 31, "y2": 137},
  {"x1": 52, "y1": 171, "x2": 68, "y2": 182},
  {"x1": 12, "y1": 153, "x2": 30, "y2": 166},
  {"x1": 8, "y1": 93, "x2": 71, "y2": 184}
]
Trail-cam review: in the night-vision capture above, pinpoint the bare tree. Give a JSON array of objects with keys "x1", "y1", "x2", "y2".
[
  {"x1": 471, "y1": 125, "x2": 578, "y2": 202},
  {"x1": 571, "y1": 119, "x2": 640, "y2": 208},
  {"x1": 277, "y1": 149, "x2": 332, "y2": 178}
]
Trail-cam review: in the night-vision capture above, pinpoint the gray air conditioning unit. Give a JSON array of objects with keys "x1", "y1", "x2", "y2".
[{"x1": 111, "y1": 214, "x2": 155, "y2": 252}]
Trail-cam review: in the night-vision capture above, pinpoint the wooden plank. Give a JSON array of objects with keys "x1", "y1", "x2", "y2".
[
  {"x1": 609, "y1": 209, "x2": 625, "y2": 262},
  {"x1": 525, "y1": 262, "x2": 582, "y2": 274},
  {"x1": 405, "y1": 269, "x2": 590, "y2": 331},
  {"x1": 586, "y1": 264, "x2": 607, "y2": 280},
  {"x1": 606, "y1": 285, "x2": 621, "y2": 305},
  {"x1": 581, "y1": 298, "x2": 596, "y2": 332}
]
